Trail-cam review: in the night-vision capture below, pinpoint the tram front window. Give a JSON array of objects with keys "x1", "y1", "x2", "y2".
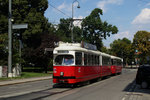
[{"x1": 55, "y1": 55, "x2": 74, "y2": 65}]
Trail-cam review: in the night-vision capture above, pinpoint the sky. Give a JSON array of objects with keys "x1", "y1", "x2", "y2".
[{"x1": 45, "y1": 0, "x2": 150, "y2": 47}]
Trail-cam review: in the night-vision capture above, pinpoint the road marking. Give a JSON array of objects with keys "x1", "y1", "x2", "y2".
[{"x1": 122, "y1": 97, "x2": 126, "y2": 100}]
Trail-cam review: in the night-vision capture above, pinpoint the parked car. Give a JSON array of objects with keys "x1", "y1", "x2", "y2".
[{"x1": 136, "y1": 64, "x2": 150, "y2": 88}]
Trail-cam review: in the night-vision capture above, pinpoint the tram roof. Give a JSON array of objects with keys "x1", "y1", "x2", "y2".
[
  {"x1": 54, "y1": 42, "x2": 118, "y2": 58},
  {"x1": 111, "y1": 55, "x2": 122, "y2": 60},
  {"x1": 54, "y1": 45, "x2": 87, "y2": 52},
  {"x1": 101, "y1": 53, "x2": 111, "y2": 57},
  {"x1": 54, "y1": 42, "x2": 102, "y2": 55}
]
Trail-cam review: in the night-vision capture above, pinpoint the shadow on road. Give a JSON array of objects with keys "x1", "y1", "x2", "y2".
[
  {"x1": 123, "y1": 79, "x2": 150, "y2": 95},
  {"x1": 0, "y1": 88, "x2": 53, "y2": 100}
]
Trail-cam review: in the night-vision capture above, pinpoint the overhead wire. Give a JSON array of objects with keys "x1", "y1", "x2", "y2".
[{"x1": 48, "y1": 3, "x2": 71, "y2": 18}]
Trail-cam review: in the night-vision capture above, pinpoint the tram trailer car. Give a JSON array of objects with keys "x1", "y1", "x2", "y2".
[
  {"x1": 53, "y1": 42, "x2": 121, "y2": 84},
  {"x1": 110, "y1": 56, "x2": 123, "y2": 75}
]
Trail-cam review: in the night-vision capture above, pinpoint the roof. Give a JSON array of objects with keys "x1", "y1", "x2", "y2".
[
  {"x1": 54, "y1": 42, "x2": 101, "y2": 55},
  {"x1": 111, "y1": 55, "x2": 122, "y2": 60}
]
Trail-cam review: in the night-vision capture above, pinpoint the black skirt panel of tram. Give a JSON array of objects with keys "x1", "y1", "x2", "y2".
[{"x1": 53, "y1": 76, "x2": 76, "y2": 79}]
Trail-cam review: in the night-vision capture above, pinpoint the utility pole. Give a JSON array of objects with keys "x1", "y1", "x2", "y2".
[{"x1": 8, "y1": 0, "x2": 12, "y2": 77}]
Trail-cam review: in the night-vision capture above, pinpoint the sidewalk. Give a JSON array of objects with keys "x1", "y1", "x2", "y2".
[
  {"x1": 123, "y1": 82, "x2": 150, "y2": 100},
  {"x1": 0, "y1": 75, "x2": 52, "y2": 86}
]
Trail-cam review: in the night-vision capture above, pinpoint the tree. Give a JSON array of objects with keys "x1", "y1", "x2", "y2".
[
  {"x1": 0, "y1": 0, "x2": 55, "y2": 72},
  {"x1": 56, "y1": 18, "x2": 82, "y2": 43},
  {"x1": 133, "y1": 31, "x2": 150, "y2": 64},
  {"x1": 0, "y1": 0, "x2": 9, "y2": 65},
  {"x1": 23, "y1": 33, "x2": 60, "y2": 73},
  {"x1": 110, "y1": 38, "x2": 134, "y2": 66},
  {"x1": 56, "y1": 18, "x2": 72, "y2": 42},
  {"x1": 81, "y1": 8, "x2": 118, "y2": 51},
  {"x1": 0, "y1": 34, "x2": 8, "y2": 65}
]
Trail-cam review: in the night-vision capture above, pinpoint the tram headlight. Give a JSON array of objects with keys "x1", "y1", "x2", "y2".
[{"x1": 60, "y1": 72, "x2": 64, "y2": 76}]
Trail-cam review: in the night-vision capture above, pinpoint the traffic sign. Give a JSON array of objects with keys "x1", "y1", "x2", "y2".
[{"x1": 12, "y1": 24, "x2": 28, "y2": 29}]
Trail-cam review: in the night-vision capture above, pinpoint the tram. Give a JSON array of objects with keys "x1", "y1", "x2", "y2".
[
  {"x1": 53, "y1": 41, "x2": 122, "y2": 84},
  {"x1": 111, "y1": 56, "x2": 123, "y2": 75}
]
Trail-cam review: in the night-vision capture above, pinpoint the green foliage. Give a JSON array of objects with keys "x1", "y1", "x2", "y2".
[
  {"x1": 133, "y1": 31, "x2": 150, "y2": 64},
  {"x1": 73, "y1": 26, "x2": 82, "y2": 42},
  {"x1": 0, "y1": 72, "x2": 51, "y2": 81},
  {"x1": 0, "y1": 34, "x2": 8, "y2": 65},
  {"x1": 56, "y1": 18, "x2": 82, "y2": 43},
  {"x1": 0, "y1": 0, "x2": 53, "y2": 72},
  {"x1": 0, "y1": 0, "x2": 8, "y2": 34},
  {"x1": 21, "y1": 72, "x2": 50, "y2": 78},
  {"x1": 56, "y1": 18, "x2": 72, "y2": 42},
  {"x1": 110, "y1": 38, "x2": 134, "y2": 65},
  {"x1": 101, "y1": 46, "x2": 111, "y2": 54},
  {"x1": 23, "y1": 33, "x2": 60, "y2": 73},
  {"x1": 81, "y1": 8, "x2": 118, "y2": 51},
  {"x1": 11, "y1": 0, "x2": 49, "y2": 37}
]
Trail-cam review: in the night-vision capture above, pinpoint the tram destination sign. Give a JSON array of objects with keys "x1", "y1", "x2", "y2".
[
  {"x1": 81, "y1": 41, "x2": 97, "y2": 51},
  {"x1": 12, "y1": 24, "x2": 28, "y2": 29}
]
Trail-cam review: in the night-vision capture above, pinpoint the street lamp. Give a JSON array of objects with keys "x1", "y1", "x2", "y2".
[
  {"x1": 71, "y1": 0, "x2": 80, "y2": 43},
  {"x1": 8, "y1": 0, "x2": 12, "y2": 77}
]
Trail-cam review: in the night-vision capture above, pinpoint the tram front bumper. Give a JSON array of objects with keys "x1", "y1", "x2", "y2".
[{"x1": 53, "y1": 76, "x2": 76, "y2": 84}]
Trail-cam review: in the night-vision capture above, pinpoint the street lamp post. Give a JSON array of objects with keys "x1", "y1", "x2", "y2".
[
  {"x1": 8, "y1": 0, "x2": 12, "y2": 77},
  {"x1": 71, "y1": 0, "x2": 80, "y2": 43}
]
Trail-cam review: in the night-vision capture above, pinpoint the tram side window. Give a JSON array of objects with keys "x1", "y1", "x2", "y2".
[
  {"x1": 102, "y1": 56, "x2": 106, "y2": 66},
  {"x1": 97, "y1": 56, "x2": 100, "y2": 65},
  {"x1": 84, "y1": 54, "x2": 87, "y2": 65},
  {"x1": 75, "y1": 52, "x2": 82, "y2": 65},
  {"x1": 90, "y1": 55, "x2": 93, "y2": 65},
  {"x1": 96, "y1": 56, "x2": 99, "y2": 65},
  {"x1": 102, "y1": 56, "x2": 111, "y2": 66},
  {"x1": 94, "y1": 55, "x2": 97, "y2": 65},
  {"x1": 88, "y1": 54, "x2": 90, "y2": 65},
  {"x1": 95, "y1": 55, "x2": 97, "y2": 65},
  {"x1": 94, "y1": 55, "x2": 96, "y2": 65},
  {"x1": 92, "y1": 55, "x2": 94, "y2": 65},
  {"x1": 111, "y1": 59, "x2": 114, "y2": 65},
  {"x1": 118, "y1": 60, "x2": 122, "y2": 66},
  {"x1": 113, "y1": 60, "x2": 117, "y2": 66}
]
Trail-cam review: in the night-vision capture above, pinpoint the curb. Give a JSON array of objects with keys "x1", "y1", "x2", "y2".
[{"x1": 0, "y1": 76, "x2": 52, "y2": 86}]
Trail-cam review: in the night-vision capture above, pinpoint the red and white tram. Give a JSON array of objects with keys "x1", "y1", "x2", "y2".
[
  {"x1": 53, "y1": 42, "x2": 122, "y2": 84},
  {"x1": 111, "y1": 56, "x2": 123, "y2": 75}
]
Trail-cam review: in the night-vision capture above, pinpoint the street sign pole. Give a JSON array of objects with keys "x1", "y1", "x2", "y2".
[{"x1": 8, "y1": 0, "x2": 13, "y2": 77}]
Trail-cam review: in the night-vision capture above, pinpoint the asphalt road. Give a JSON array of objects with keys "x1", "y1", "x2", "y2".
[{"x1": 0, "y1": 69, "x2": 140, "y2": 100}]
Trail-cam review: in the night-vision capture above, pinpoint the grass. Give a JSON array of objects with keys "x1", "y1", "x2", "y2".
[
  {"x1": 0, "y1": 71, "x2": 53, "y2": 81},
  {"x1": 21, "y1": 72, "x2": 50, "y2": 78}
]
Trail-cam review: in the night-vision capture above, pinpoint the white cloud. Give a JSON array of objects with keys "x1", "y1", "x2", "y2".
[
  {"x1": 132, "y1": 8, "x2": 150, "y2": 24},
  {"x1": 57, "y1": 2, "x2": 66, "y2": 10},
  {"x1": 146, "y1": 2, "x2": 150, "y2": 6},
  {"x1": 57, "y1": 2, "x2": 72, "y2": 13},
  {"x1": 97, "y1": 0, "x2": 123, "y2": 12},
  {"x1": 103, "y1": 31, "x2": 134, "y2": 47},
  {"x1": 114, "y1": 31, "x2": 132, "y2": 40}
]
